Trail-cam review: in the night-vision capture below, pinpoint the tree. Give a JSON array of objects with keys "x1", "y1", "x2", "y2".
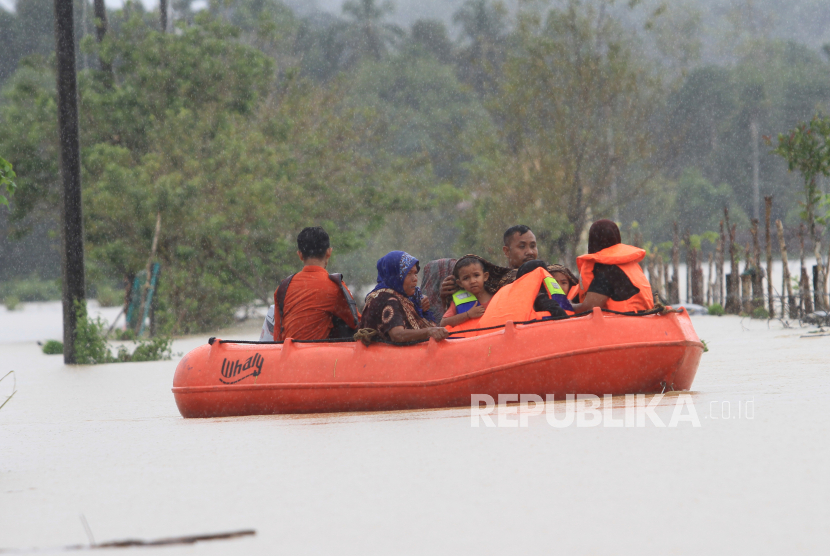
[
  {"x1": 770, "y1": 114, "x2": 830, "y2": 309},
  {"x1": 2, "y1": 12, "x2": 434, "y2": 332},
  {"x1": 0, "y1": 157, "x2": 16, "y2": 207},
  {"x1": 341, "y1": 0, "x2": 403, "y2": 65},
  {"x1": 460, "y1": 1, "x2": 665, "y2": 264},
  {"x1": 408, "y1": 19, "x2": 453, "y2": 64},
  {"x1": 452, "y1": 0, "x2": 508, "y2": 97}
]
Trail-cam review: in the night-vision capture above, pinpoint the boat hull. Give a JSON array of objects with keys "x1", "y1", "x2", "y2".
[{"x1": 172, "y1": 308, "x2": 703, "y2": 418}]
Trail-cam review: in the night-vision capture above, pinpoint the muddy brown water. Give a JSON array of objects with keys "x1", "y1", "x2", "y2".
[{"x1": 1, "y1": 310, "x2": 829, "y2": 554}]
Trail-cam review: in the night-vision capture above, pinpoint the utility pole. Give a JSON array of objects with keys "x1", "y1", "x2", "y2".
[
  {"x1": 93, "y1": 0, "x2": 113, "y2": 77},
  {"x1": 53, "y1": 0, "x2": 86, "y2": 364},
  {"x1": 160, "y1": 0, "x2": 168, "y2": 32}
]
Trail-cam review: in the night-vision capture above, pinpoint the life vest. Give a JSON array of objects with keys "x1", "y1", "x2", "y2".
[
  {"x1": 576, "y1": 243, "x2": 654, "y2": 312},
  {"x1": 452, "y1": 290, "x2": 478, "y2": 313},
  {"x1": 273, "y1": 272, "x2": 359, "y2": 341},
  {"x1": 542, "y1": 276, "x2": 574, "y2": 312},
  {"x1": 474, "y1": 267, "x2": 559, "y2": 330}
]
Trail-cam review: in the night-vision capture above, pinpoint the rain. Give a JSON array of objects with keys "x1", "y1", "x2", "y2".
[{"x1": 1, "y1": 0, "x2": 830, "y2": 553}]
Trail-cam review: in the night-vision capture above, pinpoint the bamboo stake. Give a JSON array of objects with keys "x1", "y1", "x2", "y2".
[
  {"x1": 776, "y1": 219, "x2": 793, "y2": 317},
  {"x1": 716, "y1": 220, "x2": 725, "y2": 305},
  {"x1": 765, "y1": 197, "x2": 774, "y2": 317},
  {"x1": 743, "y1": 241, "x2": 753, "y2": 313},
  {"x1": 814, "y1": 228, "x2": 826, "y2": 311},
  {"x1": 707, "y1": 252, "x2": 714, "y2": 306},
  {"x1": 751, "y1": 219, "x2": 762, "y2": 310},
  {"x1": 671, "y1": 222, "x2": 680, "y2": 304},
  {"x1": 799, "y1": 223, "x2": 813, "y2": 314},
  {"x1": 646, "y1": 253, "x2": 657, "y2": 303},
  {"x1": 684, "y1": 231, "x2": 691, "y2": 304},
  {"x1": 135, "y1": 211, "x2": 162, "y2": 335}
]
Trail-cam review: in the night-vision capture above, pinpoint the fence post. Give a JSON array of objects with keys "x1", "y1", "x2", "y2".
[{"x1": 765, "y1": 196, "x2": 774, "y2": 317}]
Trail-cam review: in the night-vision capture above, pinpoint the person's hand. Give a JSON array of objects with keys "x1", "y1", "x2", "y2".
[
  {"x1": 421, "y1": 296, "x2": 432, "y2": 312},
  {"x1": 439, "y1": 275, "x2": 458, "y2": 304},
  {"x1": 426, "y1": 327, "x2": 450, "y2": 341},
  {"x1": 466, "y1": 303, "x2": 485, "y2": 319}
]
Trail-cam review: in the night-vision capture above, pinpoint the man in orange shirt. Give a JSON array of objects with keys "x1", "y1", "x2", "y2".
[{"x1": 272, "y1": 227, "x2": 360, "y2": 341}]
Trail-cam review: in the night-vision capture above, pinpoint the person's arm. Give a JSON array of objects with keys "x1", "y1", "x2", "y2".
[
  {"x1": 570, "y1": 292, "x2": 609, "y2": 313},
  {"x1": 388, "y1": 326, "x2": 450, "y2": 343},
  {"x1": 440, "y1": 302, "x2": 484, "y2": 327},
  {"x1": 439, "y1": 275, "x2": 459, "y2": 308},
  {"x1": 331, "y1": 283, "x2": 360, "y2": 327}
]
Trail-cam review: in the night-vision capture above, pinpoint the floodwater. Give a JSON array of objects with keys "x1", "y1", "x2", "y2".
[{"x1": 1, "y1": 304, "x2": 829, "y2": 554}]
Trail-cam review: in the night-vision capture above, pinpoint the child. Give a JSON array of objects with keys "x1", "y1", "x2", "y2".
[{"x1": 440, "y1": 257, "x2": 494, "y2": 327}]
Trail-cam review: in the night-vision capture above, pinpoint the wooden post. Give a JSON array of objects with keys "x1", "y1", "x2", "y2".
[
  {"x1": 646, "y1": 253, "x2": 656, "y2": 303},
  {"x1": 160, "y1": 0, "x2": 168, "y2": 32},
  {"x1": 659, "y1": 256, "x2": 667, "y2": 303},
  {"x1": 765, "y1": 197, "x2": 774, "y2": 317},
  {"x1": 92, "y1": 0, "x2": 113, "y2": 77},
  {"x1": 725, "y1": 207, "x2": 739, "y2": 313},
  {"x1": 776, "y1": 220, "x2": 794, "y2": 317},
  {"x1": 716, "y1": 220, "x2": 725, "y2": 305},
  {"x1": 54, "y1": 0, "x2": 86, "y2": 364},
  {"x1": 707, "y1": 252, "x2": 714, "y2": 306},
  {"x1": 671, "y1": 222, "x2": 680, "y2": 304},
  {"x1": 742, "y1": 274, "x2": 752, "y2": 314},
  {"x1": 684, "y1": 231, "x2": 692, "y2": 304},
  {"x1": 135, "y1": 211, "x2": 161, "y2": 336},
  {"x1": 799, "y1": 224, "x2": 813, "y2": 314},
  {"x1": 751, "y1": 219, "x2": 763, "y2": 310}
]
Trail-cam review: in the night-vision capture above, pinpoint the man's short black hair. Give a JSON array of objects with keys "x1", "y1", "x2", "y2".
[
  {"x1": 297, "y1": 226, "x2": 330, "y2": 259},
  {"x1": 503, "y1": 225, "x2": 533, "y2": 246}
]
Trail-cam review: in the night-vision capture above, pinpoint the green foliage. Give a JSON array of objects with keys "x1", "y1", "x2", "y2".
[
  {"x1": 94, "y1": 283, "x2": 123, "y2": 308},
  {"x1": 0, "y1": 156, "x2": 15, "y2": 206},
  {"x1": 769, "y1": 114, "x2": 830, "y2": 231},
  {"x1": 42, "y1": 340, "x2": 63, "y2": 355},
  {"x1": 751, "y1": 306, "x2": 771, "y2": 319},
  {"x1": 707, "y1": 303, "x2": 725, "y2": 316},
  {"x1": 74, "y1": 302, "x2": 116, "y2": 365},
  {"x1": 128, "y1": 336, "x2": 173, "y2": 362},
  {"x1": 0, "y1": 276, "x2": 61, "y2": 302},
  {"x1": 2, "y1": 12, "x2": 434, "y2": 334},
  {"x1": 4, "y1": 295, "x2": 20, "y2": 311},
  {"x1": 73, "y1": 301, "x2": 173, "y2": 364},
  {"x1": 460, "y1": 2, "x2": 664, "y2": 262},
  {"x1": 630, "y1": 168, "x2": 748, "y2": 247}
]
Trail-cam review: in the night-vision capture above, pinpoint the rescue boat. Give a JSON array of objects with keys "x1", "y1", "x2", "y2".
[{"x1": 172, "y1": 307, "x2": 703, "y2": 418}]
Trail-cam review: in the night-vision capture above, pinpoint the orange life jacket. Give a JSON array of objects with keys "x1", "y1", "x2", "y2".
[
  {"x1": 576, "y1": 244, "x2": 654, "y2": 312},
  {"x1": 472, "y1": 267, "x2": 557, "y2": 332}
]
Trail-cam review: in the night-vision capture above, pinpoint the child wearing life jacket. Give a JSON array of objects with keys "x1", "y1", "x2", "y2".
[
  {"x1": 514, "y1": 260, "x2": 573, "y2": 317},
  {"x1": 440, "y1": 257, "x2": 494, "y2": 327}
]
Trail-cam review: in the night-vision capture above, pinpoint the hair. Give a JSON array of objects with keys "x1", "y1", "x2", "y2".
[
  {"x1": 515, "y1": 259, "x2": 548, "y2": 279},
  {"x1": 503, "y1": 225, "x2": 533, "y2": 246},
  {"x1": 297, "y1": 226, "x2": 330, "y2": 259},
  {"x1": 453, "y1": 256, "x2": 485, "y2": 278},
  {"x1": 587, "y1": 220, "x2": 622, "y2": 254}
]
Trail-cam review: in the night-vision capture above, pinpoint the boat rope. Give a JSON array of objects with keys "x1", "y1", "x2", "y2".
[{"x1": 209, "y1": 303, "x2": 684, "y2": 347}]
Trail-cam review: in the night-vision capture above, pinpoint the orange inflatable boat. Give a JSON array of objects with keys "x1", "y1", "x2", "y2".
[{"x1": 172, "y1": 307, "x2": 703, "y2": 418}]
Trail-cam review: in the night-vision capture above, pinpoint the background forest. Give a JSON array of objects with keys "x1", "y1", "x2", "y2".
[{"x1": 1, "y1": 0, "x2": 829, "y2": 332}]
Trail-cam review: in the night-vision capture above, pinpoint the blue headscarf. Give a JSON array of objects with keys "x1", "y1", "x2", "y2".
[{"x1": 370, "y1": 251, "x2": 432, "y2": 319}]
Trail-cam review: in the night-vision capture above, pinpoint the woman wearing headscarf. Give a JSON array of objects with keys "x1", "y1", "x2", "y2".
[
  {"x1": 361, "y1": 251, "x2": 450, "y2": 343},
  {"x1": 571, "y1": 220, "x2": 654, "y2": 313}
]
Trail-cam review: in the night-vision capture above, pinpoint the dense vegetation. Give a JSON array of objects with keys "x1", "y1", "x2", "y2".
[{"x1": 1, "y1": 0, "x2": 829, "y2": 332}]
